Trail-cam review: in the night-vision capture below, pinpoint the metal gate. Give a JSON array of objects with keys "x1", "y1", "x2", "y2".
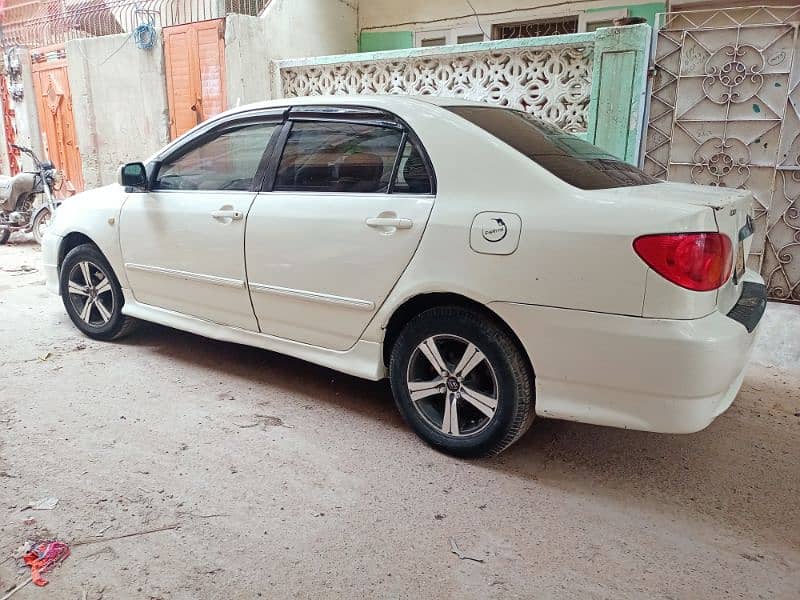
[
  {"x1": 163, "y1": 19, "x2": 226, "y2": 140},
  {"x1": 643, "y1": 6, "x2": 800, "y2": 303},
  {"x1": 30, "y1": 45, "x2": 83, "y2": 193}
]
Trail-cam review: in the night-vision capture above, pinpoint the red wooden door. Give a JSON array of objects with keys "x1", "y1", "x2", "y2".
[
  {"x1": 164, "y1": 20, "x2": 226, "y2": 140},
  {"x1": 31, "y1": 46, "x2": 83, "y2": 192}
]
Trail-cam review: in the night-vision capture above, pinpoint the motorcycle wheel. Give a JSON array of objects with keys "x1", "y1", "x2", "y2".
[
  {"x1": 0, "y1": 227, "x2": 9, "y2": 245},
  {"x1": 32, "y1": 208, "x2": 51, "y2": 244}
]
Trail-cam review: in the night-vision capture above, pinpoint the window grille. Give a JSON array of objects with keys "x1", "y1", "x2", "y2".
[{"x1": 492, "y1": 16, "x2": 578, "y2": 40}]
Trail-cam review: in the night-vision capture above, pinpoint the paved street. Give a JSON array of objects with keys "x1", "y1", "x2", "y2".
[{"x1": 1, "y1": 239, "x2": 798, "y2": 599}]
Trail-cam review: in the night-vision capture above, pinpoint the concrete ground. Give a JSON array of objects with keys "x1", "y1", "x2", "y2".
[{"x1": 1, "y1": 238, "x2": 798, "y2": 599}]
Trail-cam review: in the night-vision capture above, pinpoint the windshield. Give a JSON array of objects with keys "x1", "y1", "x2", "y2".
[{"x1": 446, "y1": 106, "x2": 659, "y2": 190}]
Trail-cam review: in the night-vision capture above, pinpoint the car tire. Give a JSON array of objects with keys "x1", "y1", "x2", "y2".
[
  {"x1": 389, "y1": 306, "x2": 535, "y2": 458},
  {"x1": 59, "y1": 243, "x2": 137, "y2": 341}
]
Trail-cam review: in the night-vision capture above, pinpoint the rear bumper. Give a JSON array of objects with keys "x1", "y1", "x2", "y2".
[
  {"x1": 489, "y1": 276, "x2": 765, "y2": 434},
  {"x1": 42, "y1": 230, "x2": 61, "y2": 295}
]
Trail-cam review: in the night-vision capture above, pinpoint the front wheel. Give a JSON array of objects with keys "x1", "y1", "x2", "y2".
[
  {"x1": 0, "y1": 227, "x2": 9, "y2": 245},
  {"x1": 31, "y1": 207, "x2": 51, "y2": 244},
  {"x1": 389, "y1": 306, "x2": 535, "y2": 458},
  {"x1": 59, "y1": 244, "x2": 137, "y2": 341}
]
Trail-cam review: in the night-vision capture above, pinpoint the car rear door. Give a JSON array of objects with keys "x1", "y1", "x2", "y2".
[
  {"x1": 119, "y1": 111, "x2": 283, "y2": 330},
  {"x1": 245, "y1": 107, "x2": 436, "y2": 351}
]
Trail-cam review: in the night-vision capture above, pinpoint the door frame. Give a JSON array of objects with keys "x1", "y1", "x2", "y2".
[
  {"x1": 120, "y1": 110, "x2": 285, "y2": 330},
  {"x1": 244, "y1": 104, "x2": 438, "y2": 349},
  {"x1": 30, "y1": 44, "x2": 83, "y2": 193},
  {"x1": 163, "y1": 19, "x2": 227, "y2": 140}
]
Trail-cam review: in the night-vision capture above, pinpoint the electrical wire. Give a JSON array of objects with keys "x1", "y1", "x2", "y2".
[
  {"x1": 134, "y1": 23, "x2": 157, "y2": 50},
  {"x1": 99, "y1": 33, "x2": 132, "y2": 65},
  {"x1": 464, "y1": 0, "x2": 488, "y2": 40},
  {"x1": 96, "y1": 21, "x2": 155, "y2": 65}
]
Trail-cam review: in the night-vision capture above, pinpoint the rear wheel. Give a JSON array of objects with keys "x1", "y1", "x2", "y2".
[
  {"x1": 389, "y1": 306, "x2": 535, "y2": 457},
  {"x1": 59, "y1": 244, "x2": 137, "y2": 341}
]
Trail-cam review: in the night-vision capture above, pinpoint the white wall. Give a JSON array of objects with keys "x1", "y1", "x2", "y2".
[
  {"x1": 261, "y1": 0, "x2": 357, "y2": 60},
  {"x1": 225, "y1": 14, "x2": 271, "y2": 109},
  {"x1": 260, "y1": 0, "x2": 358, "y2": 98},
  {"x1": 10, "y1": 48, "x2": 45, "y2": 172},
  {"x1": 66, "y1": 32, "x2": 170, "y2": 188},
  {"x1": 751, "y1": 302, "x2": 800, "y2": 375},
  {"x1": 0, "y1": 48, "x2": 44, "y2": 174}
]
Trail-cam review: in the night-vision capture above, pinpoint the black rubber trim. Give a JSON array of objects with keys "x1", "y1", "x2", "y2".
[
  {"x1": 287, "y1": 105, "x2": 403, "y2": 129},
  {"x1": 259, "y1": 121, "x2": 293, "y2": 193},
  {"x1": 251, "y1": 120, "x2": 288, "y2": 193},
  {"x1": 739, "y1": 214, "x2": 755, "y2": 241},
  {"x1": 387, "y1": 132, "x2": 408, "y2": 194},
  {"x1": 726, "y1": 281, "x2": 766, "y2": 333}
]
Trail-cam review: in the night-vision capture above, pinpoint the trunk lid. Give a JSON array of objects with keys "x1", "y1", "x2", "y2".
[
  {"x1": 710, "y1": 188, "x2": 755, "y2": 315},
  {"x1": 609, "y1": 182, "x2": 754, "y2": 316}
]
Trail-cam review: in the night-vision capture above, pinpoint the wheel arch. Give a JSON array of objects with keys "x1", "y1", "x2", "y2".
[
  {"x1": 381, "y1": 292, "x2": 535, "y2": 378},
  {"x1": 58, "y1": 232, "x2": 100, "y2": 270}
]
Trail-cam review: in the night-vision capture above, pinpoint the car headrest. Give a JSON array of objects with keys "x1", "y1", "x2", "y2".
[{"x1": 337, "y1": 152, "x2": 384, "y2": 192}]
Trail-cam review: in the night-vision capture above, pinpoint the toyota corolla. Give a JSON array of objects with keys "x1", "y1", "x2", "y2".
[{"x1": 42, "y1": 96, "x2": 766, "y2": 457}]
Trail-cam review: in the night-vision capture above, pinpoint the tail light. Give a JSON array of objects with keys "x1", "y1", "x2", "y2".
[{"x1": 633, "y1": 232, "x2": 733, "y2": 292}]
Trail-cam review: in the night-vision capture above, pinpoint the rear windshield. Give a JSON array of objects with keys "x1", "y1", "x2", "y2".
[{"x1": 447, "y1": 106, "x2": 659, "y2": 190}]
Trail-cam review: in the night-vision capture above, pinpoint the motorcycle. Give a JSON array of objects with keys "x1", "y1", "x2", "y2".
[{"x1": 0, "y1": 144, "x2": 64, "y2": 245}]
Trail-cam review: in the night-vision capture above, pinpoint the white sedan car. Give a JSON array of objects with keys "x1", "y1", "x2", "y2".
[{"x1": 42, "y1": 96, "x2": 766, "y2": 457}]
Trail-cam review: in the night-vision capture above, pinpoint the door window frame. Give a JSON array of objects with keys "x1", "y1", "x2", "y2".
[
  {"x1": 147, "y1": 108, "x2": 288, "y2": 194},
  {"x1": 257, "y1": 105, "x2": 437, "y2": 196}
]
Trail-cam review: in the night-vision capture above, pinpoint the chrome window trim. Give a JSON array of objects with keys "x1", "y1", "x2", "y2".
[{"x1": 253, "y1": 190, "x2": 435, "y2": 199}]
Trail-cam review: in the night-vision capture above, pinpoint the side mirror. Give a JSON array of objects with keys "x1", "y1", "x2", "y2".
[{"x1": 118, "y1": 162, "x2": 148, "y2": 191}]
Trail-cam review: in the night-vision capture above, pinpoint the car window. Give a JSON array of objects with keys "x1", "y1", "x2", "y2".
[
  {"x1": 154, "y1": 122, "x2": 278, "y2": 191},
  {"x1": 446, "y1": 106, "x2": 659, "y2": 190},
  {"x1": 391, "y1": 138, "x2": 433, "y2": 194},
  {"x1": 274, "y1": 121, "x2": 404, "y2": 193}
]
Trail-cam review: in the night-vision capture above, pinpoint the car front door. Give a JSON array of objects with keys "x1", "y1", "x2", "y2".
[
  {"x1": 246, "y1": 110, "x2": 436, "y2": 350},
  {"x1": 119, "y1": 113, "x2": 282, "y2": 330}
]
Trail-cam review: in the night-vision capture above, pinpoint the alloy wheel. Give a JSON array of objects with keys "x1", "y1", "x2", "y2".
[
  {"x1": 406, "y1": 334, "x2": 498, "y2": 437},
  {"x1": 66, "y1": 260, "x2": 115, "y2": 327}
]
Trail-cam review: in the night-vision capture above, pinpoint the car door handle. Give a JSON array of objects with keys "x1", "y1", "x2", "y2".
[
  {"x1": 211, "y1": 210, "x2": 243, "y2": 221},
  {"x1": 365, "y1": 217, "x2": 413, "y2": 230}
]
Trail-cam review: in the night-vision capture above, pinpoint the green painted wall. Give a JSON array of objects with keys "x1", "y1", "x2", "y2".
[
  {"x1": 359, "y1": 31, "x2": 414, "y2": 52},
  {"x1": 586, "y1": 2, "x2": 665, "y2": 27},
  {"x1": 629, "y1": 2, "x2": 665, "y2": 26},
  {"x1": 585, "y1": 24, "x2": 651, "y2": 164},
  {"x1": 306, "y1": 24, "x2": 651, "y2": 165}
]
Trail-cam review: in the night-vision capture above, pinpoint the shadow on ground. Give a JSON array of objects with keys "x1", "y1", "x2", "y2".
[{"x1": 115, "y1": 320, "x2": 800, "y2": 551}]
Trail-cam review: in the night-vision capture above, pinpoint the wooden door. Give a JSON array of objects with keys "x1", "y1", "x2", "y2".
[
  {"x1": 31, "y1": 46, "x2": 83, "y2": 192},
  {"x1": 164, "y1": 20, "x2": 226, "y2": 140}
]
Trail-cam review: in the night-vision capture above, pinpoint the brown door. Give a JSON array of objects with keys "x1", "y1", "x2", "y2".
[
  {"x1": 31, "y1": 46, "x2": 83, "y2": 193},
  {"x1": 164, "y1": 20, "x2": 226, "y2": 140}
]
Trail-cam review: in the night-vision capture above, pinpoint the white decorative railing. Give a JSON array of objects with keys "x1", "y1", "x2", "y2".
[{"x1": 275, "y1": 33, "x2": 596, "y2": 134}]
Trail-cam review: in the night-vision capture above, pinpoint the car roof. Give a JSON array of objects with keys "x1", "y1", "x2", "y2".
[
  {"x1": 231, "y1": 94, "x2": 489, "y2": 115},
  {"x1": 150, "y1": 95, "x2": 493, "y2": 162}
]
